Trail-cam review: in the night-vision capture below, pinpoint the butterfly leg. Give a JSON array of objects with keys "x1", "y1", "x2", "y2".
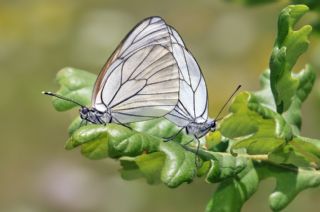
[
  {"x1": 80, "y1": 119, "x2": 85, "y2": 127},
  {"x1": 163, "y1": 127, "x2": 185, "y2": 142},
  {"x1": 79, "y1": 119, "x2": 88, "y2": 127},
  {"x1": 194, "y1": 137, "x2": 202, "y2": 167},
  {"x1": 180, "y1": 138, "x2": 201, "y2": 167}
]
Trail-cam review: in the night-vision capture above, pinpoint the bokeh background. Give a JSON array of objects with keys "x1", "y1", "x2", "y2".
[{"x1": 1, "y1": 0, "x2": 320, "y2": 211}]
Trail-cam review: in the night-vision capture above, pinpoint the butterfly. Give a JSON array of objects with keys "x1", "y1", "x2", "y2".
[
  {"x1": 163, "y1": 24, "x2": 241, "y2": 147},
  {"x1": 43, "y1": 16, "x2": 240, "y2": 144},
  {"x1": 43, "y1": 17, "x2": 181, "y2": 126}
]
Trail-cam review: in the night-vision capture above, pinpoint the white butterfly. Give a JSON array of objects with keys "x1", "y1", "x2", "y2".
[
  {"x1": 44, "y1": 17, "x2": 180, "y2": 125},
  {"x1": 163, "y1": 26, "x2": 215, "y2": 142},
  {"x1": 165, "y1": 25, "x2": 241, "y2": 143},
  {"x1": 44, "y1": 16, "x2": 239, "y2": 138}
]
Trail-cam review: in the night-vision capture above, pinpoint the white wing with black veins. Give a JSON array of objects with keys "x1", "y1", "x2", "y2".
[{"x1": 165, "y1": 40, "x2": 208, "y2": 127}]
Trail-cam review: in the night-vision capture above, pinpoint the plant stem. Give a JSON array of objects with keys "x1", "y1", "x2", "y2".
[
  {"x1": 182, "y1": 145, "x2": 269, "y2": 161},
  {"x1": 183, "y1": 145, "x2": 318, "y2": 172}
]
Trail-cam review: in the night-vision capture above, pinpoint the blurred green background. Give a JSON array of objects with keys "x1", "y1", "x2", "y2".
[{"x1": 1, "y1": 0, "x2": 320, "y2": 211}]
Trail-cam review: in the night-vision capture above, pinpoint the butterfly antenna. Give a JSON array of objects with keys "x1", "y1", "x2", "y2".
[
  {"x1": 215, "y1": 85, "x2": 241, "y2": 121},
  {"x1": 42, "y1": 91, "x2": 85, "y2": 107}
]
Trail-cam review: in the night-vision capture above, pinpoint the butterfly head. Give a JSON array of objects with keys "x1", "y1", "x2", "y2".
[
  {"x1": 208, "y1": 119, "x2": 216, "y2": 132},
  {"x1": 79, "y1": 107, "x2": 90, "y2": 119}
]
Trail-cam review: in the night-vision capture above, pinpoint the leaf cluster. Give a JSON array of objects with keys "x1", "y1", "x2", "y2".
[{"x1": 47, "y1": 5, "x2": 319, "y2": 212}]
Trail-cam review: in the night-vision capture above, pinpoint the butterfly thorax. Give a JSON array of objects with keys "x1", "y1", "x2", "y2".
[
  {"x1": 185, "y1": 119, "x2": 216, "y2": 139},
  {"x1": 80, "y1": 107, "x2": 112, "y2": 124}
]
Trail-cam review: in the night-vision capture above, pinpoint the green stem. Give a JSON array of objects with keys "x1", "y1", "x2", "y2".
[
  {"x1": 183, "y1": 145, "x2": 318, "y2": 173},
  {"x1": 182, "y1": 145, "x2": 269, "y2": 161}
]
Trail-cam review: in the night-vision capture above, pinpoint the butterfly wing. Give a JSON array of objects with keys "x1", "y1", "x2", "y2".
[
  {"x1": 110, "y1": 45, "x2": 179, "y2": 123},
  {"x1": 165, "y1": 42, "x2": 209, "y2": 127},
  {"x1": 96, "y1": 44, "x2": 179, "y2": 123},
  {"x1": 167, "y1": 25, "x2": 185, "y2": 46},
  {"x1": 92, "y1": 16, "x2": 172, "y2": 105}
]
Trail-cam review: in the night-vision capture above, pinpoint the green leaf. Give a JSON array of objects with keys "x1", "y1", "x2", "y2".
[
  {"x1": 220, "y1": 5, "x2": 315, "y2": 158},
  {"x1": 252, "y1": 70, "x2": 276, "y2": 111},
  {"x1": 66, "y1": 122, "x2": 197, "y2": 187},
  {"x1": 282, "y1": 65, "x2": 316, "y2": 134},
  {"x1": 204, "y1": 153, "x2": 248, "y2": 183},
  {"x1": 220, "y1": 92, "x2": 260, "y2": 139},
  {"x1": 253, "y1": 67, "x2": 316, "y2": 136},
  {"x1": 220, "y1": 92, "x2": 286, "y2": 154},
  {"x1": 120, "y1": 142, "x2": 197, "y2": 188},
  {"x1": 51, "y1": 67, "x2": 95, "y2": 111},
  {"x1": 66, "y1": 124, "x2": 160, "y2": 158},
  {"x1": 205, "y1": 161, "x2": 259, "y2": 212},
  {"x1": 68, "y1": 116, "x2": 83, "y2": 135},
  {"x1": 119, "y1": 157, "x2": 145, "y2": 181},
  {"x1": 221, "y1": 68, "x2": 316, "y2": 168},
  {"x1": 270, "y1": 5, "x2": 312, "y2": 113},
  {"x1": 120, "y1": 153, "x2": 165, "y2": 185},
  {"x1": 205, "y1": 131, "x2": 229, "y2": 152},
  {"x1": 157, "y1": 142, "x2": 197, "y2": 187},
  {"x1": 269, "y1": 137, "x2": 320, "y2": 168},
  {"x1": 131, "y1": 118, "x2": 191, "y2": 143},
  {"x1": 297, "y1": 135, "x2": 320, "y2": 149},
  {"x1": 257, "y1": 163, "x2": 320, "y2": 211}
]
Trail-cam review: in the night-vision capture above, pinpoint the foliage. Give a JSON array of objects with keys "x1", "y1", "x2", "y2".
[{"x1": 47, "y1": 5, "x2": 319, "y2": 212}]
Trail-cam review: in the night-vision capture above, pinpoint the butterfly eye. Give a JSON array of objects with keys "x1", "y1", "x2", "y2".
[{"x1": 81, "y1": 107, "x2": 89, "y2": 114}]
